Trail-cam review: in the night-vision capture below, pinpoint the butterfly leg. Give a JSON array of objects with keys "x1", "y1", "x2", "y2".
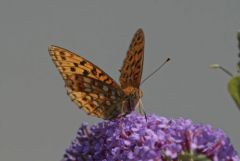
[
  {"x1": 137, "y1": 100, "x2": 142, "y2": 113},
  {"x1": 139, "y1": 99, "x2": 147, "y2": 122},
  {"x1": 119, "y1": 101, "x2": 126, "y2": 128}
]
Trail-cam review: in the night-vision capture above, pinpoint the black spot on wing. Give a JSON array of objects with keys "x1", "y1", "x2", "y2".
[
  {"x1": 92, "y1": 67, "x2": 97, "y2": 75},
  {"x1": 99, "y1": 73, "x2": 104, "y2": 77},
  {"x1": 74, "y1": 63, "x2": 78, "y2": 67},
  {"x1": 136, "y1": 58, "x2": 142, "y2": 66},
  {"x1": 80, "y1": 60, "x2": 87, "y2": 66},
  {"x1": 129, "y1": 55, "x2": 133, "y2": 62},
  {"x1": 83, "y1": 70, "x2": 89, "y2": 76},
  {"x1": 59, "y1": 51, "x2": 65, "y2": 55},
  {"x1": 138, "y1": 48, "x2": 143, "y2": 55},
  {"x1": 70, "y1": 67, "x2": 76, "y2": 72}
]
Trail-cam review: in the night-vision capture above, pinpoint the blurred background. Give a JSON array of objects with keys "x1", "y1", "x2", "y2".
[{"x1": 0, "y1": 0, "x2": 240, "y2": 160}]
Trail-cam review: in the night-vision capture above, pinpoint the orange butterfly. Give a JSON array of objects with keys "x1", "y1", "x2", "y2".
[{"x1": 49, "y1": 29, "x2": 144, "y2": 119}]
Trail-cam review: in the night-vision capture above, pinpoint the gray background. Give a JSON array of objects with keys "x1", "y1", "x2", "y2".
[{"x1": 0, "y1": 0, "x2": 240, "y2": 160}]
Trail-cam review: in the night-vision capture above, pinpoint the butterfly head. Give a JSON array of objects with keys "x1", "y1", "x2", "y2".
[{"x1": 123, "y1": 87, "x2": 143, "y2": 105}]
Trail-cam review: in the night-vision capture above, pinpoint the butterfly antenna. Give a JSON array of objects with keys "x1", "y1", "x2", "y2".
[
  {"x1": 141, "y1": 58, "x2": 170, "y2": 85},
  {"x1": 209, "y1": 64, "x2": 234, "y2": 77}
]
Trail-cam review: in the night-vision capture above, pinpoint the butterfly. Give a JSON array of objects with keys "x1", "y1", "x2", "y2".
[{"x1": 49, "y1": 29, "x2": 145, "y2": 119}]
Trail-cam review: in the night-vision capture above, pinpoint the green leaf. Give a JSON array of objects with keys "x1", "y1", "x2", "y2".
[
  {"x1": 177, "y1": 152, "x2": 211, "y2": 161},
  {"x1": 228, "y1": 76, "x2": 240, "y2": 110}
]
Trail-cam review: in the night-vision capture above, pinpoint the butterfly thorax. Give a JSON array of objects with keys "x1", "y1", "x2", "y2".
[
  {"x1": 123, "y1": 86, "x2": 143, "y2": 98},
  {"x1": 120, "y1": 86, "x2": 143, "y2": 114}
]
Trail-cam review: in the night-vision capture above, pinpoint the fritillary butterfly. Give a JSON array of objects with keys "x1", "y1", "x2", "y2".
[{"x1": 49, "y1": 29, "x2": 144, "y2": 119}]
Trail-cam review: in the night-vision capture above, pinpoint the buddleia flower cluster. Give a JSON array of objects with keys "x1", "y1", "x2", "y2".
[{"x1": 61, "y1": 112, "x2": 239, "y2": 161}]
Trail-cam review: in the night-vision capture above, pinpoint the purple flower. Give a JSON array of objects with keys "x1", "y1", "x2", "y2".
[{"x1": 62, "y1": 113, "x2": 239, "y2": 161}]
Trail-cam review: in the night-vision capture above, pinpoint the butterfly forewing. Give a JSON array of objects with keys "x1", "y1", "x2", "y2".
[
  {"x1": 119, "y1": 29, "x2": 144, "y2": 89},
  {"x1": 49, "y1": 45, "x2": 120, "y2": 88}
]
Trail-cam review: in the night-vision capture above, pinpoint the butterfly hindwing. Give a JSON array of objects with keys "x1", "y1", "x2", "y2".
[
  {"x1": 66, "y1": 74, "x2": 125, "y2": 119},
  {"x1": 119, "y1": 28, "x2": 144, "y2": 89}
]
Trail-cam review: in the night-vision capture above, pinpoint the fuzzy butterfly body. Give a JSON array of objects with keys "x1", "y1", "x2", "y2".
[{"x1": 49, "y1": 29, "x2": 144, "y2": 119}]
